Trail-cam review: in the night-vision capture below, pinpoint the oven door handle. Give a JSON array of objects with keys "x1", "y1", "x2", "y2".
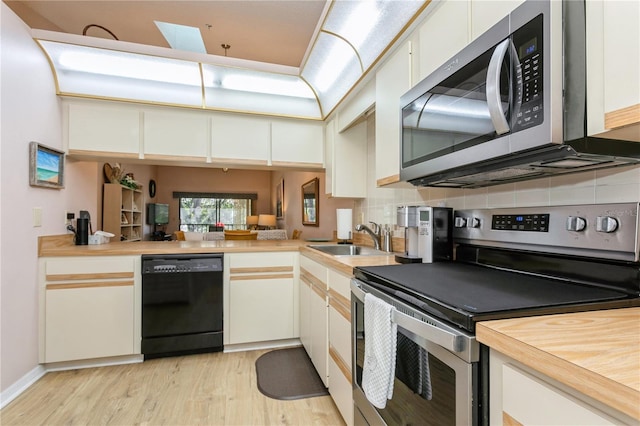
[{"x1": 351, "y1": 280, "x2": 466, "y2": 353}]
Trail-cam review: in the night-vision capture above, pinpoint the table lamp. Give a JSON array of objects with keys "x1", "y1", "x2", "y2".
[
  {"x1": 258, "y1": 214, "x2": 276, "y2": 230},
  {"x1": 246, "y1": 215, "x2": 259, "y2": 230}
]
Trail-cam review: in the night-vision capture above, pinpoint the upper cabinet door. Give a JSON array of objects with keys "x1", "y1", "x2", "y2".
[
  {"x1": 143, "y1": 109, "x2": 209, "y2": 161},
  {"x1": 210, "y1": 113, "x2": 270, "y2": 165},
  {"x1": 66, "y1": 102, "x2": 140, "y2": 157},
  {"x1": 603, "y1": 0, "x2": 640, "y2": 132},
  {"x1": 271, "y1": 119, "x2": 324, "y2": 168},
  {"x1": 375, "y1": 39, "x2": 412, "y2": 187},
  {"x1": 418, "y1": 0, "x2": 470, "y2": 80},
  {"x1": 470, "y1": 0, "x2": 525, "y2": 41}
]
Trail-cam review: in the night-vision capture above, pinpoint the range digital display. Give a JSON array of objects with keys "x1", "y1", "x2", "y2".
[{"x1": 492, "y1": 213, "x2": 549, "y2": 232}]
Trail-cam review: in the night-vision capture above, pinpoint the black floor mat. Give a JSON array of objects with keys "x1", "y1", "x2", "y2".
[{"x1": 255, "y1": 347, "x2": 329, "y2": 400}]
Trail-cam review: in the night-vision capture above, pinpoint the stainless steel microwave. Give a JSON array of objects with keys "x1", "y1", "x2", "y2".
[{"x1": 400, "y1": 0, "x2": 640, "y2": 188}]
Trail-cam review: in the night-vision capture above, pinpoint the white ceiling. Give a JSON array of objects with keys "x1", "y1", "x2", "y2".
[{"x1": 3, "y1": 0, "x2": 328, "y2": 67}]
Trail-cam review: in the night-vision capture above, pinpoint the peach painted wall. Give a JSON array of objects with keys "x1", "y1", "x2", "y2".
[
  {"x1": 154, "y1": 166, "x2": 273, "y2": 234},
  {"x1": 272, "y1": 170, "x2": 355, "y2": 240}
]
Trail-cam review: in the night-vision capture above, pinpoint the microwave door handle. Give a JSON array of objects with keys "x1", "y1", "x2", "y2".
[{"x1": 486, "y1": 39, "x2": 511, "y2": 135}]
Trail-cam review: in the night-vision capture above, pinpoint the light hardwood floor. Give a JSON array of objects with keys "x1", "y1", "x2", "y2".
[{"x1": 1, "y1": 349, "x2": 346, "y2": 425}]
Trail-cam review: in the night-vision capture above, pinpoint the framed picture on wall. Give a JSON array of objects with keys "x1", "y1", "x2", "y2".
[
  {"x1": 276, "y1": 178, "x2": 284, "y2": 219},
  {"x1": 29, "y1": 141, "x2": 65, "y2": 189}
]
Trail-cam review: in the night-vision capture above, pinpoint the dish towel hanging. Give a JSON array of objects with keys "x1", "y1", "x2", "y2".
[
  {"x1": 396, "y1": 332, "x2": 433, "y2": 400},
  {"x1": 362, "y1": 292, "x2": 397, "y2": 409}
]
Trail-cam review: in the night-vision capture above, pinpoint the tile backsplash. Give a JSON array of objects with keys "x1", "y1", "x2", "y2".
[{"x1": 354, "y1": 118, "x2": 640, "y2": 232}]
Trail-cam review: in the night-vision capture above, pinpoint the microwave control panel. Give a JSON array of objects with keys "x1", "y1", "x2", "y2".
[{"x1": 512, "y1": 14, "x2": 544, "y2": 133}]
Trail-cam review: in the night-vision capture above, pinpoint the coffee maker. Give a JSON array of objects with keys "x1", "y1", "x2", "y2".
[
  {"x1": 396, "y1": 206, "x2": 421, "y2": 263},
  {"x1": 397, "y1": 206, "x2": 454, "y2": 263}
]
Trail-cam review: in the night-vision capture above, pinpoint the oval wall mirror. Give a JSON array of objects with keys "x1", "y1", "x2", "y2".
[{"x1": 301, "y1": 178, "x2": 319, "y2": 227}]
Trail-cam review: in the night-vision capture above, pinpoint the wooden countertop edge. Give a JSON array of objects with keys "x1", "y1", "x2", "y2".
[
  {"x1": 38, "y1": 236, "x2": 400, "y2": 275},
  {"x1": 476, "y1": 323, "x2": 640, "y2": 420}
]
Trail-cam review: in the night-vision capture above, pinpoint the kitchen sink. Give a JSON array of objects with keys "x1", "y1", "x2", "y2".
[{"x1": 308, "y1": 244, "x2": 388, "y2": 256}]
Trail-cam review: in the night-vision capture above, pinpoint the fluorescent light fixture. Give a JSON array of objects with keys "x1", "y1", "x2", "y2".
[
  {"x1": 51, "y1": 43, "x2": 202, "y2": 86},
  {"x1": 335, "y1": 2, "x2": 380, "y2": 49},
  {"x1": 202, "y1": 64, "x2": 315, "y2": 99},
  {"x1": 155, "y1": 21, "x2": 207, "y2": 54}
]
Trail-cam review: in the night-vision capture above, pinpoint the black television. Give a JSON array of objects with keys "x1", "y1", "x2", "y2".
[{"x1": 147, "y1": 203, "x2": 169, "y2": 225}]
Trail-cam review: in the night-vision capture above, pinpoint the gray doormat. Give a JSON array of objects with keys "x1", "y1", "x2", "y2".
[{"x1": 255, "y1": 347, "x2": 329, "y2": 400}]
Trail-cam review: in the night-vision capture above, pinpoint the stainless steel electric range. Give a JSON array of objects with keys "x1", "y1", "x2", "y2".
[{"x1": 351, "y1": 203, "x2": 640, "y2": 426}]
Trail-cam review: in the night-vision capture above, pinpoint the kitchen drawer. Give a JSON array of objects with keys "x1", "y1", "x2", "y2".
[
  {"x1": 327, "y1": 268, "x2": 351, "y2": 300},
  {"x1": 300, "y1": 255, "x2": 328, "y2": 286},
  {"x1": 502, "y1": 363, "x2": 619, "y2": 425},
  {"x1": 44, "y1": 256, "x2": 135, "y2": 278},
  {"x1": 227, "y1": 252, "x2": 296, "y2": 270}
]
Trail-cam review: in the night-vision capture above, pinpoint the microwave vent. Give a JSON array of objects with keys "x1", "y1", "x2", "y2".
[
  {"x1": 538, "y1": 158, "x2": 612, "y2": 168},
  {"x1": 448, "y1": 167, "x2": 544, "y2": 183}
]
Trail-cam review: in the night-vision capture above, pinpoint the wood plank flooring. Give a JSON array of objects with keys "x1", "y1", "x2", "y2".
[{"x1": 1, "y1": 349, "x2": 346, "y2": 425}]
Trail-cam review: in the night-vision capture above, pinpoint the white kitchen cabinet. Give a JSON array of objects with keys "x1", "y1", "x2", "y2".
[
  {"x1": 225, "y1": 252, "x2": 298, "y2": 345},
  {"x1": 211, "y1": 113, "x2": 271, "y2": 166},
  {"x1": 336, "y1": 79, "x2": 375, "y2": 133},
  {"x1": 40, "y1": 256, "x2": 141, "y2": 363},
  {"x1": 375, "y1": 39, "x2": 412, "y2": 187},
  {"x1": 327, "y1": 269, "x2": 353, "y2": 426},
  {"x1": 299, "y1": 269, "x2": 312, "y2": 352},
  {"x1": 271, "y1": 119, "x2": 324, "y2": 168},
  {"x1": 601, "y1": 0, "x2": 640, "y2": 136},
  {"x1": 470, "y1": 0, "x2": 524, "y2": 41},
  {"x1": 418, "y1": 0, "x2": 470, "y2": 80},
  {"x1": 301, "y1": 255, "x2": 354, "y2": 423},
  {"x1": 324, "y1": 118, "x2": 335, "y2": 196},
  {"x1": 490, "y1": 350, "x2": 633, "y2": 426},
  {"x1": 66, "y1": 101, "x2": 140, "y2": 158},
  {"x1": 299, "y1": 255, "x2": 329, "y2": 386},
  {"x1": 142, "y1": 109, "x2": 209, "y2": 161},
  {"x1": 326, "y1": 119, "x2": 367, "y2": 198}
]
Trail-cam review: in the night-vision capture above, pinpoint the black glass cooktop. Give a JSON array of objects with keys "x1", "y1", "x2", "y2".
[{"x1": 354, "y1": 262, "x2": 637, "y2": 332}]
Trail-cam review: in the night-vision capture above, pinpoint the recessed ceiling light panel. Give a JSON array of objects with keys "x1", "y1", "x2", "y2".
[{"x1": 155, "y1": 21, "x2": 207, "y2": 54}]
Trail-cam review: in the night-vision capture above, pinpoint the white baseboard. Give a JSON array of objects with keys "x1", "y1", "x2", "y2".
[
  {"x1": 0, "y1": 355, "x2": 143, "y2": 410},
  {"x1": 0, "y1": 365, "x2": 46, "y2": 409},
  {"x1": 223, "y1": 338, "x2": 301, "y2": 353},
  {"x1": 44, "y1": 354, "x2": 144, "y2": 372}
]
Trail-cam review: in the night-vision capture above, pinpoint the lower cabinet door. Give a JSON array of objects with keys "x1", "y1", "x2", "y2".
[
  {"x1": 329, "y1": 354, "x2": 354, "y2": 426},
  {"x1": 310, "y1": 284, "x2": 328, "y2": 386},
  {"x1": 45, "y1": 285, "x2": 135, "y2": 363},
  {"x1": 229, "y1": 277, "x2": 294, "y2": 344}
]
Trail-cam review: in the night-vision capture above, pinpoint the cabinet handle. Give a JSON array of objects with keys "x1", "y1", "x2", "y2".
[
  {"x1": 46, "y1": 271, "x2": 134, "y2": 281},
  {"x1": 46, "y1": 280, "x2": 133, "y2": 290}
]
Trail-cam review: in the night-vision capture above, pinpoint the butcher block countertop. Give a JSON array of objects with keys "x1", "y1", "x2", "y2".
[
  {"x1": 477, "y1": 308, "x2": 640, "y2": 421},
  {"x1": 38, "y1": 235, "x2": 398, "y2": 275}
]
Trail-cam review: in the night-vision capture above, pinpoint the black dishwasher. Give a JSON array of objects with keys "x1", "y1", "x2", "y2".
[{"x1": 142, "y1": 253, "x2": 223, "y2": 359}]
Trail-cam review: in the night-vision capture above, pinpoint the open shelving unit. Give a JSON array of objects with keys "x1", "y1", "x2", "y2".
[{"x1": 103, "y1": 183, "x2": 143, "y2": 242}]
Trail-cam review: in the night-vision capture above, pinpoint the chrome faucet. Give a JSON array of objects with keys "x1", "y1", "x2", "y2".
[{"x1": 355, "y1": 222, "x2": 381, "y2": 250}]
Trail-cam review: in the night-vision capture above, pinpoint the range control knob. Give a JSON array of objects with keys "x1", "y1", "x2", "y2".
[
  {"x1": 596, "y1": 216, "x2": 618, "y2": 233},
  {"x1": 466, "y1": 217, "x2": 481, "y2": 228},
  {"x1": 454, "y1": 217, "x2": 467, "y2": 228},
  {"x1": 566, "y1": 216, "x2": 586, "y2": 232}
]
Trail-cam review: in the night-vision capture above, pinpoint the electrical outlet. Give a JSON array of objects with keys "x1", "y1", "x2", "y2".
[{"x1": 65, "y1": 211, "x2": 74, "y2": 226}]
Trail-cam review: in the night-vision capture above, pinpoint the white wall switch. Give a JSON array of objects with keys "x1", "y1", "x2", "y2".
[{"x1": 33, "y1": 207, "x2": 42, "y2": 227}]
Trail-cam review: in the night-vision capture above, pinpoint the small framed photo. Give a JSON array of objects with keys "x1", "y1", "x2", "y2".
[{"x1": 29, "y1": 142, "x2": 65, "y2": 189}]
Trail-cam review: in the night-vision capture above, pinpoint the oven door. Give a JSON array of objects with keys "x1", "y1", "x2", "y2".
[{"x1": 351, "y1": 279, "x2": 485, "y2": 426}]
